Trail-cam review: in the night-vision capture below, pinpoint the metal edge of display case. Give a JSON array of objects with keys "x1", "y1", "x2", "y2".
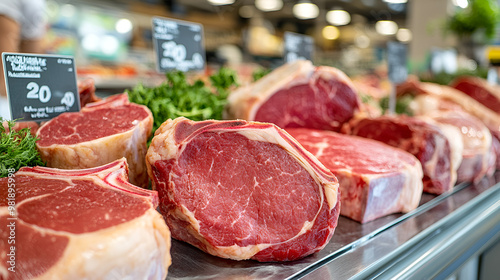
[
  {"x1": 294, "y1": 181, "x2": 500, "y2": 280},
  {"x1": 285, "y1": 181, "x2": 472, "y2": 280}
]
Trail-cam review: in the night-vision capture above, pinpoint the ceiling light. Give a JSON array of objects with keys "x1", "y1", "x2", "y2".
[
  {"x1": 82, "y1": 34, "x2": 100, "y2": 52},
  {"x1": 383, "y1": 0, "x2": 408, "y2": 3},
  {"x1": 396, "y1": 28, "x2": 412, "y2": 42},
  {"x1": 322, "y1": 25, "x2": 340, "y2": 40},
  {"x1": 293, "y1": 1, "x2": 319, "y2": 20},
  {"x1": 326, "y1": 9, "x2": 351, "y2": 26},
  {"x1": 207, "y1": 0, "x2": 235, "y2": 6},
  {"x1": 101, "y1": 35, "x2": 120, "y2": 55},
  {"x1": 256, "y1": 0, "x2": 283, "y2": 12},
  {"x1": 375, "y1": 20, "x2": 398, "y2": 35},
  {"x1": 115, "y1": 18, "x2": 133, "y2": 34},
  {"x1": 452, "y1": 0, "x2": 468, "y2": 8}
]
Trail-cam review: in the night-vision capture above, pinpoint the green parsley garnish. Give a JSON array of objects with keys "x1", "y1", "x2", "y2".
[
  {"x1": 127, "y1": 68, "x2": 239, "y2": 135},
  {"x1": 0, "y1": 118, "x2": 45, "y2": 177}
]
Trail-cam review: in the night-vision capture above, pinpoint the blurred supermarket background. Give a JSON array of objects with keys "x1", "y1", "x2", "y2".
[{"x1": 39, "y1": 0, "x2": 500, "y2": 91}]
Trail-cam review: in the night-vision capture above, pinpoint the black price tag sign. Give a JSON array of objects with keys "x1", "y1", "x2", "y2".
[
  {"x1": 387, "y1": 42, "x2": 408, "y2": 84},
  {"x1": 2, "y1": 53, "x2": 80, "y2": 121},
  {"x1": 284, "y1": 32, "x2": 314, "y2": 63},
  {"x1": 152, "y1": 17, "x2": 206, "y2": 73}
]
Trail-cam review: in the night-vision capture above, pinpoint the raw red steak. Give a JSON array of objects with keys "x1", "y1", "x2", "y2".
[
  {"x1": 343, "y1": 115, "x2": 458, "y2": 195},
  {"x1": 36, "y1": 93, "x2": 153, "y2": 188},
  {"x1": 0, "y1": 159, "x2": 171, "y2": 279},
  {"x1": 146, "y1": 117, "x2": 340, "y2": 262},
  {"x1": 425, "y1": 111, "x2": 495, "y2": 183},
  {"x1": 287, "y1": 128, "x2": 423, "y2": 223},
  {"x1": 225, "y1": 60, "x2": 360, "y2": 131},
  {"x1": 450, "y1": 76, "x2": 500, "y2": 113},
  {"x1": 78, "y1": 78, "x2": 100, "y2": 107},
  {"x1": 399, "y1": 78, "x2": 500, "y2": 170}
]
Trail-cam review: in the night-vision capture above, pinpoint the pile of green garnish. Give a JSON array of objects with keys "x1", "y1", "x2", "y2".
[
  {"x1": 127, "y1": 68, "x2": 239, "y2": 134},
  {"x1": 0, "y1": 118, "x2": 44, "y2": 177}
]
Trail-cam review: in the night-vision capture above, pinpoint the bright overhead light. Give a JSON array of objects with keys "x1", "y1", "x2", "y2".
[
  {"x1": 396, "y1": 28, "x2": 412, "y2": 42},
  {"x1": 115, "y1": 18, "x2": 133, "y2": 34},
  {"x1": 375, "y1": 20, "x2": 398, "y2": 35},
  {"x1": 452, "y1": 0, "x2": 469, "y2": 8},
  {"x1": 322, "y1": 25, "x2": 340, "y2": 40},
  {"x1": 82, "y1": 34, "x2": 100, "y2": 52},
  {"x1": 255, "y1": 0, "x2": 283, "y2": 12},
  {"x1": 101, "y1": 35, "x2": 120, "y2": 55},
  {"x1": 383, "y1": 0, "x2": 408, "y2": 3},
  {"x1": 293, "y1": 1, "x2": 319, "y2": 20},
  {"x1": 207, "y1": 0, "x2": 235, "y2": 6},
  {"x1": 326, "y1": 9, "x2": 351, "y2": 26}
]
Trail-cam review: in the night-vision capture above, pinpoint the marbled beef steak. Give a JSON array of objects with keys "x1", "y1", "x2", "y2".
[
  {"x1": 0, "y1": 159, "x2": 171, "y2": 279},
  {"x1": 343, "y1": 115, "x2": 458, "y2": 195},
  {"x1": 36, "y1": 93, "x2": 153, "y2": 188},
  {"x1": 287, "y1": 128, "x2": 423, "y2": 223},
  {"x1": 226, "y1": 60, "x2": 360, "y2": 132},
  {"x1": 146, "y1": 117, "x2": 340, "y2": 262}
]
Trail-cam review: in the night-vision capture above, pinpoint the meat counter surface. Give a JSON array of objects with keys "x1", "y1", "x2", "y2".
[{"x1": 165, "y1": 172, "x2": 500, "y2": 279}]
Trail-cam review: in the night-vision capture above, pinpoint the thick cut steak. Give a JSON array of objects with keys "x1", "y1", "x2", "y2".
[
  {"x1": 225, "y1": 60, "x2": 360, "y2": 131},
  {"x1": 343, "y1": 115, "x2": 458, "y2": 195},
  {"x1": 0, "y1": 159, "x2": 171, "y2": 279},
  {"x1": 78, "y1": 78, "x2": 100, "y2": 107},
  {"x1": 146, "y1": 117, "x2": 340, "y2": 262},
  {"x1": 287, "y1": 128, "x2": 423, "y2": 223},
  {"x1": 450, "y1": 76, "x2": 500, "y2": 113},
  {"x1": 36, "y1": 93, "x2": 153, "y2": 188},
  {"x1": 400, "y1": 78, "x2": 500, "y2": 170},
  {"x1": 425, "y1": 111, "x2": 495, "y2": 183}
]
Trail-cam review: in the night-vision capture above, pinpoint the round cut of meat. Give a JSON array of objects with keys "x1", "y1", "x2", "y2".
[
  {"x1": 287, "y1": 128, "x2": 423, "y2": 223},
  {"x1": 0, "y1": 159, "x2": 171, "y2": 279},
  {"x1": 343, "y1": 115, "x2": 457, "y2": 195},
  {"x1": 36, "y1": 93, "x2": 153, "y2": 188},
  {"x1": 146, "y1": 117, "x2": 340, "y2": 262},
  {"x1": 225, "y1": 60, "x2": 360, "y2": 131},
  {"x1": 425, "y1": 111, "x2": 495, "y2": 183},
  {"x1": 450, "y1": 76, "x2": 500, "y2": 113}
]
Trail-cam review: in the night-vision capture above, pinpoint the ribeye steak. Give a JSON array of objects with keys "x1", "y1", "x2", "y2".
[
  {"x1": 287, "y1": 128, "x2": 423, "y2": 223},
  {"x1": 146, "y1": 117, "x2": 340, "y2": 262},
  {"x1": 425, "y1": 111, "x2": 495, "y2": 184},
  {"x1": 450, "y1": 76, "x2": 500, "y2": 113},
  {"x1": 225, "y1": 60, "x2": 360, "y2": 131},
  {"x1": 0, "y1": 159, "x2": 171, "y2": 279},
  {"x1": 36, "y1": 93, "x2": 153, "y2": 188},
  {"x1": 343, "y1": 115, "x2": 458, "y2": 195}
]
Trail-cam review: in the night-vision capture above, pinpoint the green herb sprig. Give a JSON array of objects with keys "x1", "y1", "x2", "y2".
[
  {"x1": 127, "y1": 68, "x2": 239, "y2": 134},
  {"x1": 252, "y1": 68, "x2": 271, "y2": 82},
  {"x1": 0, "y1": 118, "x2": 45, "y2": 177}
]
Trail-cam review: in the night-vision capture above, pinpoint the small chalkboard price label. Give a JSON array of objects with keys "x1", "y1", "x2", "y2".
[
  {"x1": 2, "y1": 53, "x2": 79, "y2": 121},
  {"x1": 387, "y1": 41, "x2": 408, "y2": 84},
  {"x1": 284, "y1": 32, "x2": 314, "y2": 63},
  {"x1": 152, "y1": 17, "x2": 206, "y2": 73}
]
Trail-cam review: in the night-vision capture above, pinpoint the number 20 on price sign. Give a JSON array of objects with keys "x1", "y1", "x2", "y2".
[{"x1": 2, "y1": 53, "x2": 80, "y2": 121}]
